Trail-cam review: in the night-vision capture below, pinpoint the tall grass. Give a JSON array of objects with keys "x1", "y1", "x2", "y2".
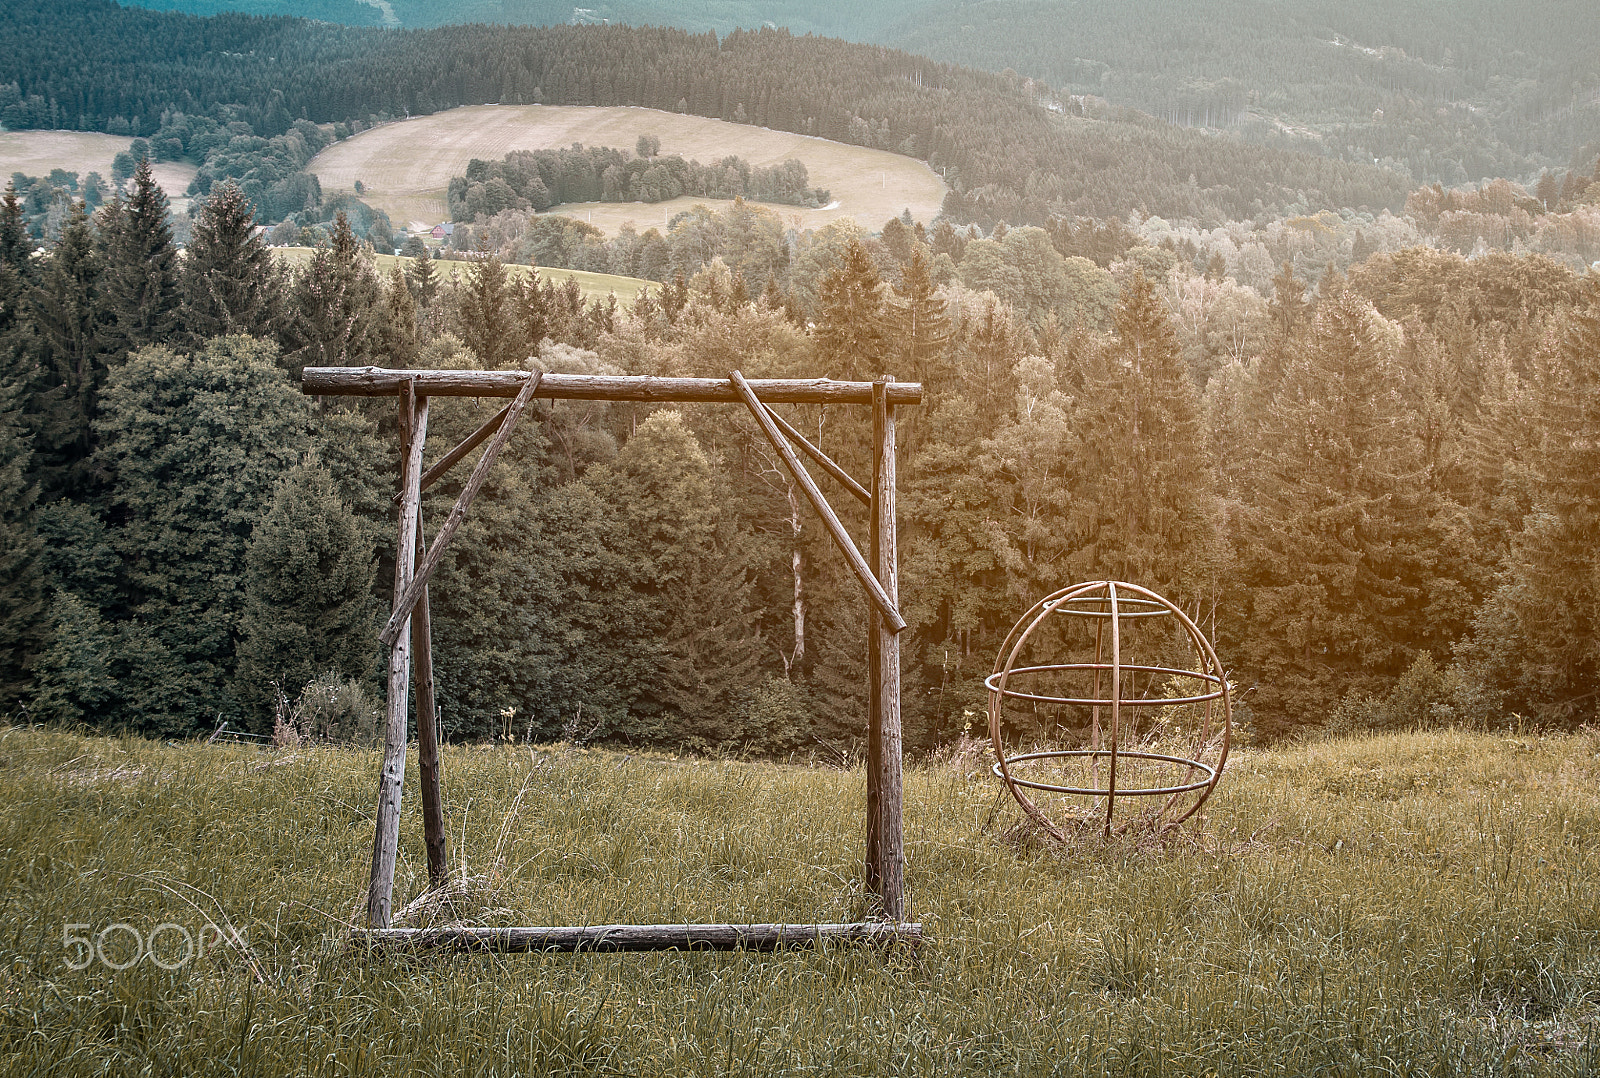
[{"x1": 4, "y1": 724, "x2": 1600, "y2": 1075}]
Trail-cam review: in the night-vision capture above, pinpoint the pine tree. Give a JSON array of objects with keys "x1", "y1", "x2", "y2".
[
  {"x1": 1230, "y1": 281, "x2": 1436, "y2": 737},
  {"x1": 1480, "y1": 286, "x2": 1600, "y2": 722},
  {"x1": 234, "y1": 460, "x2": 378, "y2": 727},
  {"x1": 512, "y1": 269, "x2": 550, "y2": 352},
  {"x1": 29, "y1": 590, "x2": 116, "y2": 726},
  {"x1": 813, "y1": 237, "x2": 885, "y2": 380},
  {"x1": 0, "y1": 183, "x2": 35, "y2": 423},
  {"x1": 99, "y1": 159, "x2": 180, "y2": 361},
  {"x1": 406, "y1": 247, "x2": 439, "y2": 307},
  {"x1": 568, "y1": 411, "x2": 763, "y2": 748},
  {"x1": 1064, "y1": 270, "x2": 1218, "y2": 597},
  {"x1": 886, "y1": 246, "x2": 952, "y2": 387},
  {"x1": 0, "y1": 370, "x2": 45, "y2": 712},
  {"x1": 94, "y1": 336, "x2": 312, "y2": 734},
  {"x1": 28, "y1": 202, "x2": 107, "y2": 498},
  {"x1": 378, "y1": 262, "x2": 419, "y2": 368},
  {"x1": 281, "y1": 212, "x2": 382, "y2": 375},
  {"x1": 456, "y1": 252, "x2": 523, "y2": 369},
  {"x1": 179, "y1": 179, "x2": 277, "y2": 344}
]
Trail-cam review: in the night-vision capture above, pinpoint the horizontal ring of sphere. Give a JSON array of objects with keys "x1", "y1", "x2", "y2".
[
  {"x1": 984, "y1": 663, "x2": 1226, "y2": 706},
  {"x1": 991, "y1": 749, "x2": 1217, "y2": 797}
]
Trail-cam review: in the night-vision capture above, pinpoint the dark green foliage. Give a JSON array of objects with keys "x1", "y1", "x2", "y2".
[
  {"x1": 235, "y1": 461, "x2": 378, "y2": 728},
  {"x1": 98, "y1": 160, "x2": 180, "y2": 362},
  {"x1": 26, "y1": 202, "x2": 106, "y2": 498},
  {"x1": 179, "y1": 179, "x2": 278, "y2": 344},
  {"x1": 28, "y1": 591, "x2": 116, "y2": 726},
  {"x1": 0, "y1": 370, "x2": 44, "y2": 711},
  {"x1": 449, "y1": 145, "x2": 828, "y2": 221},
  {"x1": 92, "y1": 336, "x2": 311, "y2": 735},
  {"x1": 279, "y1": 213, "x2": 382, "y2": 374}
]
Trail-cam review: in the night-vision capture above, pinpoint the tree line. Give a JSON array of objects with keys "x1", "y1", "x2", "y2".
[
  {"x1": 448, "y1": 141, "x2": 830, "y2": 222},
  {"x1": 1, "y1": 0, "x2": 1412, "y2": 232},
  {"x1": 3, "y1": 166, "x2": 1598, "y2": 753}
]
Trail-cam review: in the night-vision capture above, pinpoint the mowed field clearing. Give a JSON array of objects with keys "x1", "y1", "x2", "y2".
[
  {"x1": 307, "y1": 104, "x2": 946, "y2": 235},
  {"x1": 273, "y1": 245, "x2": 653, "y2": 304},
  {"x1": 0, "y1": 130, "x2": 198, "y2": 213}
]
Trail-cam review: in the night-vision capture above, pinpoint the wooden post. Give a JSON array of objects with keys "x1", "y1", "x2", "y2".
[
  {"x1": 379, "y1": 370, "x2": 543, "y2": 650},
  {"x1": 369, "y1": 383, "x2": 427, "y2": 930},
  {"x1": 414, "y1": 511, "x2": 448, "y2": 889},
  {"x1": 867, "y1": 380, "x2": 906, "y2": 921}
]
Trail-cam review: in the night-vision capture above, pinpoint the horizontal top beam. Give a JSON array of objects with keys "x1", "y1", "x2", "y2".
[{"x1": 301, "y1": 367, "x2": 923, "y2": 405}]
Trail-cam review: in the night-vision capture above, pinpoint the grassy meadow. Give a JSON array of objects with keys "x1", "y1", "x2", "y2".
[
  {"x1": 4, "y1": 723, "x2": 1600, "y2": 1075},
  {"x1": 305, "y1": 104, "x2": 947, "y2": 234},
  {"x1": 270, "y1": 246, "x2": 655, "y2": 305},
  {"x1": 0, "y1": 130, "x2": 198, "y2": 213}
]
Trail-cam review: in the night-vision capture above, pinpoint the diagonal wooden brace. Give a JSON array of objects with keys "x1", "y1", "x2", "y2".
[
  {"x1": 379, "y1": 370, "x2": 544, "y2": 649},
  {"x1": 392, "y1": 401, "x2": 512, "y2": 505},
  {"x1": 731, "y1": 369, "x2": 906, "y2": 634},
  {"x1": 763, "y1": 406, "x2": 871, "y2": 506}
]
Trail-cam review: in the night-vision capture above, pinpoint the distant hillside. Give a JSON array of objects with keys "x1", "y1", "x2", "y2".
[
  {"x1": 3, "y1": 1, "x2": 1411, "y2": 227},
  {"x1": 108, "y1": 0, "x2": 1600, "y2": 185}
]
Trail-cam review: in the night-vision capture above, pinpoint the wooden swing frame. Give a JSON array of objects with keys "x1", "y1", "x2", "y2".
[{"x1": 300, "y1": 365, "x2": 922, "y2": 950}]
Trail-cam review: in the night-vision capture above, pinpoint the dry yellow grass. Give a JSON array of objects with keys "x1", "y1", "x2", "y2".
[
  {"x1": 307, "y1": 104, "x2": 947, "y2": 235},
  {"x1": 0, "y1": 130, "x2": 197, "y2": 213}
]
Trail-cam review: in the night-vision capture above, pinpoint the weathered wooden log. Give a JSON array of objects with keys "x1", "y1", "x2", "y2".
[
  {"x1": 867, "y1": 381, "x2": 907, "y2": 921},
  {"x1": 730, "y1": 370, "x2": 906, "y2": 635},
  {"x1": 379, "y1": 370, "x2": 543, "y2": 650},
  {"x1": 302, "y1": 367, "x2": 923, "y2": 405},
  {"x1": 392, "y1": 402, "x2": 510, "y2": 505},
  {"x1": 413, "y1": 512, "x2": 448, "y2": 890},
  {"x1": 355, "y1": 922, "x2": 923, "y2": 952},
  {"x1": 369, "y1": 385, "x2": 427, "y2": 930},
  {"x1": 764, "y1": 406, "x2": 871, "y2": 506}
]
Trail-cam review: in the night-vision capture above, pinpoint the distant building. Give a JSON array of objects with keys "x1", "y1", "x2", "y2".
[{"x1": 430, "y1": 223, "x2": 455, "y2": 239}]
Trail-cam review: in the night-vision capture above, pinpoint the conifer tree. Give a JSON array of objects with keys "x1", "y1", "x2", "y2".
[
  {"x1": 407, "y1": 247, "x2": 439, "y2": 307},
  {"x1": 813, "y1": 237, "x2": 885, "y2": 380},
  {"x1": 1477, "y1": 286, "x2": 1600, "y2": 722},
  {"x1": 179, "y1": 180, "x2": 276, "y2": 344},
  {"x1": 1064, "y1": 270, "x2": 1218, "y2": 597},
  {"x1": 0, "y1": 183, "x2": 35, "y2": 412},
  {"x1": 99, "y1": 159, "x2": 180, "y2": 360},
  {"x1": 281, "y1": 212, "x2": 382, "y2": 375},
  {"x1": 887, "y1": 246, "x2": 952, "y2": 388},
  {"x1": 235, "y1": 460, "x2": 378, "y2": 726},
  {"x1": 94, "y1": 336, "x2": 311, "y2": 734},
  {"x1": 512, "y1": 270, "x2": 550, "y2": 351},
  {"x1": 28, "y1": 202, "x2": 107, "y2": 498},
  {"x1": 28, "y1": 590, "x2": 116, "y2": 726},
  {"x1": 456, "y1": 252, "x2": 522, "y2": 369},
  {"x1": 0, "y1": 371, "x2": 44, "y2": 711},
  {"x1": 1230, "y1": 281, "x2": 1436, "y2": 737},
  {"x1": 378, "y1": 262, "x2": 418, "y2": 368}
]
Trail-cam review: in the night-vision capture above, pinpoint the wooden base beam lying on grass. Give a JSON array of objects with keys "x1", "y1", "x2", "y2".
[{"x1": 355, "y1": 922, "x2": 923, "y2": 953}]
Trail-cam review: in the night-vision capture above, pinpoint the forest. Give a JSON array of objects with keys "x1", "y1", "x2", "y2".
[
  {"x1": 1, "y1": 0, "x2": 1416, "y2": 231},
  {"x1": 108, "y1": 0, "x2": 1600, "y2": 188},
  {"x1": 2, "y1": 0, "x2": 1598, "y2": 755},
  {"x1": 447, "y1": 142, "x2": 831, "y2": 222},
  {"x1": 3, "y1": 144, "x2": 1599, "y2": 753}
]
